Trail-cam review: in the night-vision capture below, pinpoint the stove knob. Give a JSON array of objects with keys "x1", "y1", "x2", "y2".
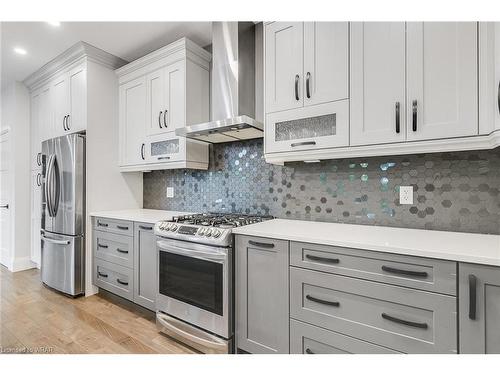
[
  {"x1": 213, "y1": 229, "x2": 221, "y2": 238},
  {"x1": 171, "y1": 224, "x2": 178, "y2": 231},
  {"x1": 197, "y1": 228, "x2": 205, "y2": 236},
  {"x1": 205, "y1": 228, "x2": 212, "y2": 237}
]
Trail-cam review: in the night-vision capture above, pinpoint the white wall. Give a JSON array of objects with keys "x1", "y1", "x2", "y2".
[
  {"x1": 85, "y1": 60, "x2": 142, "y2": 295},
  {"x1": 0, "y1": 81, "x2": 34, "y2": 271}
]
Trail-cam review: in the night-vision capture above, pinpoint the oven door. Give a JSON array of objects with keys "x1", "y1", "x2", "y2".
[{"x1": 156, "y1": 238, "x2": 231, "y2": 339}]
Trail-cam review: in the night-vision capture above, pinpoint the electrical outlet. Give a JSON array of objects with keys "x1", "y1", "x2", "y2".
[
  {"x1": 399, "y1": 186, "x2": 414, "y2": 204},
  {"x1": 166, "y1": 187, "x2": 174, "y2": 198}
]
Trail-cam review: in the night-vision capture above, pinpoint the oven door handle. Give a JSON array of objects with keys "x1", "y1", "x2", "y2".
[{"x1": 157, "y1": 240, "x2": 227, "y2": 263}]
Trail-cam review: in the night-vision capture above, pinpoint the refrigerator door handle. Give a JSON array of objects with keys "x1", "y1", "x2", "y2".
[
  {"x1": 52, "y1": 155, "x2": 60, "y2": 217},
  {"x1": 41, "y1": 235, "x2": 71, "y2": 246},
  {"x1": 45, "y1": 154, "x2": 55, "y2": 217}
]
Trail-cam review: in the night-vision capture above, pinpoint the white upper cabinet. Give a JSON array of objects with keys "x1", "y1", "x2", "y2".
[
  {"x1": 303, "y1": 22, "x2": 349, "y2": 106},
  {"x1": 406, "y1": 22, "x2": 478, "y2": 141},
  {"x1": 68, "y1": 64, "x2": 87, "y2": 133},
  {"x1": 350, "y1": 22, "x2": 406, "y2": 146},
  {"x1": 265, "y1": 22, "x2": 304, "y2": 113},
  {"x1": 116, "y1": 38, "x2": 211, "y2": 172},
  {"x1": 52, "y1": 73, "x2": 70, "y2": 135},
  {"x1": 30, "y1": 90, "x2": 42, "y2": 170},
  {"x1": 119, "y1": 76, "x2": 147, "y2": 166}
]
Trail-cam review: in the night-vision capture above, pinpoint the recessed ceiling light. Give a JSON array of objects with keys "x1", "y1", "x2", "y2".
[
  {"x1": 14, "y1": 47, "x2": 27, "y2": 55},
  {"x1": 47, "y1": 21, "x2": 61, "y2": 27}
]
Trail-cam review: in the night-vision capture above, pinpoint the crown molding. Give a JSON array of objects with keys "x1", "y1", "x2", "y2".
[
  {"x1": 115, "y1": 37, "x2": 211, "y2": 78},
  {"x1": 24, "y1": 41, "x2": 127, "y2": 90}
]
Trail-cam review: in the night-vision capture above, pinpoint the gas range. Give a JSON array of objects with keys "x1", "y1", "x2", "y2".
[{"x1": 154, "y1": 213, "x2": 273, "y2": 247}]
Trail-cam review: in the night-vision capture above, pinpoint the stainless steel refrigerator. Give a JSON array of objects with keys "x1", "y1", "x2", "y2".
[{"x1": 41, "y1": 133, "x2": 85, "y2": 296}]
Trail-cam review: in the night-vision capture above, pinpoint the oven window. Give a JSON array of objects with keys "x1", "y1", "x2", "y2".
[{"x1": 159, "y1": 251, "x2": 223, "y2": 316}]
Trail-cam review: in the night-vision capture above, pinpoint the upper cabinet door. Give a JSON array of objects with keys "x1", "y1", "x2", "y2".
[
  {"x1": 30, "y1": 91, "x2": 41, "y2": 170},
  {"x1": 146, "y1": 68, "x2": 165, "y2": 136},
  {"x1": 303, "y1": 22, "x2": 349, "y2": 107},
  {"x1": 407, "y1": 22, "x2": 478, "y2": 141},
  {"x1": 119, "y1": 77, "x2": 147, "y2": 166},
  {"x1": 39, "y1": 85, "x2": 53, "y2": 141},
  {"x1": 52, "y1": 74, "x2": 70, "y2": 136},
  {"x1": 265, "y1": 22, "x2": 304, "y2": 113},
  {"x1": 68, "y1": 64, "x2": 87, "y2": 133},
  {"x1": 164, "y1": 61, "x2": 185, "y2": 131},
  {"x1": 350, "y1": 22, "x2": 406, "y2": 146}
]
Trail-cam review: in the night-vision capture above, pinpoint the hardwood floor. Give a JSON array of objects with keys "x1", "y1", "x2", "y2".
[{"x1": 0, "y1": 266, "x2": 196, "y2": 354}]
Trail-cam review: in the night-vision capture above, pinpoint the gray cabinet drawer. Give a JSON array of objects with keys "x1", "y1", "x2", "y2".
[
  {"x1": 93, "y1": 217, "x2": 133, "y2": 236},
  {"x1": 94, "y1": 259, "x2": 134, "y2": 301},
  {"x1": 290, "y1": 267, "x2": 457, "y2": 353},
  {"x1": 93, "y1": 230, "x2": 134, "y2": 268},
  {"x1": 290, "y1": 241, "x2": 456, "y2": 295},
  {"x1": 290, "y1": 319, "x2": 401, "y2": 354}
]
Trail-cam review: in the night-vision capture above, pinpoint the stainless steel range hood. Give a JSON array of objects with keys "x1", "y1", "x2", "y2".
[{"x1": 176, "y1": 22, "x2": 263, "y2": 143}]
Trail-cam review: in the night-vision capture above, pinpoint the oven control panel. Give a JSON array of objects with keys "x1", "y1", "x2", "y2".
[{"x1": 155, "y1": 221, "x2": 231, "y2": 246}]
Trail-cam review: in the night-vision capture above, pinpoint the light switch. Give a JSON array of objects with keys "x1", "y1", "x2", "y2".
[
  {"x1": 166, "y1": 187, "x2": 174, "y2": 198},
  {"x1": 399, "y1": 186, "x2": 414, "y2": 205}
]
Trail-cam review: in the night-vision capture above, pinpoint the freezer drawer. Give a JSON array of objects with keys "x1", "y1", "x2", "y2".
[{"x1": 41, "y1": 231, "x2": 84, "y2": 296}]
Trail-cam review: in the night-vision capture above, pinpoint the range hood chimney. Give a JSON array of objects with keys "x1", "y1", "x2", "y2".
[{"x1": 176, "y1": 22, "x2": 263, "y2": 143}]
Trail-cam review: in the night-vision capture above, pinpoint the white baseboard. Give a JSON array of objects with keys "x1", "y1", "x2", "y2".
[{"x1": 10, "y1": 256, "x2": 37, "y2": 272}]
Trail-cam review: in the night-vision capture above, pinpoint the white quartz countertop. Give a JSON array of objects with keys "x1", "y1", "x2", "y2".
[
  {"x1": 232, "y1": 219, "x2": 500, "y2": 266},
  {"x1": 90, "y1": 209, "x2": 191, "y2": 224}
]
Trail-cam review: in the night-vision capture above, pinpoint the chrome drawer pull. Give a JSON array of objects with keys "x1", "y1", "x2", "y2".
[
  {"x1": 305, "y1": 254, "x2": 340, "y2": 264},
  {"x1": 381, "y1": 265, "x2": 428, "y2": 278},
  {"x1": 248, "y1": 240, "x2": 275, "y2": 249},
  {"x1": 97, "y1": 271, "x2": 108, "y2": 278},
  {"x1": 98, "y1": 222, "x2": 108, "y2": 227},
  {"x1": 381, "y1": 313, "x2": 428, "y2": 329},
  {"x1": 139, "y1": 225, "x2": 153, "y2": 230},
  {"x1": 117, "y1": 225, "x2": 129, "y2": 230},
  {"x1": 116, "y1": 248, "x2": 129, "y2": 254},
  {"x1": 117, "y1": 279, "x2": 129, "y2": 286},
  {"x1": 98, "y1": 243, "x2": 108, "y2": 249},
  {"x1": 291, "y1": 141, "x2": 316, "y2": 148},
  {"x1": 306, "y1": 294, "x2": 340, "y2": 307}
]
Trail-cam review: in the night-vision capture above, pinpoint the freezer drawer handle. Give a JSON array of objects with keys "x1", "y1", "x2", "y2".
[
  {"x1": 305, "y1": 254, "x2": 340, "y2": 264},
  {"x1": 116, "y1": 279, "x2": 129, "y2": 286},
  {"x1": 97, "y1": 243, "x2": 108, "y2": 249},
  {"x1": 381, "y1": 265, "x2": 428, "y2": 278},
  {"x1": 116, "y1": 248, "x2": 129, "y2": 254},
  {"x1": 306, "y1": 294, "x2": 340, "y2": 307},
  {"x1": 469, "y1": 274, "x2": 477, "y2": 320},
  {"x1": 97, "y1": 271, "x2": 108, "y2": 278},
  {"x1": 381, "y1": 313, "x2": 428, "y2": 329},
  {"x1": 117, "y1": 225, "x2": 129, "y2": 230},
  {"x1": 248, "y1": 240, "x2": 275, "y2": 249},
  {"x1": 41, "y1": 236, "x2": 70, "y2": 245}
]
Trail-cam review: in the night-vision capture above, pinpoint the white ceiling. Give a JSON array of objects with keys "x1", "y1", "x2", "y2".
[{"x1": 1, "y1": 22, "x2": 212, "y2": 88}]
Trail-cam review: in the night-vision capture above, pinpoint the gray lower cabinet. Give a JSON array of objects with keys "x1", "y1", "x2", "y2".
[
  {"x1": 290, "y1": 319, "x2": 402, "y2": 354},
  {"x1": 235, "y1": 235, "x2": 290, "y2": 354},
  {"x1": 459, "y1": 263, "x2": 500, "y2": 354},
  {"x1": 133, "y1": 222, "x2": 157, "y2": 310},
  {"x1": 94, "y1": 258, "x2": 134, "y2": 300}
]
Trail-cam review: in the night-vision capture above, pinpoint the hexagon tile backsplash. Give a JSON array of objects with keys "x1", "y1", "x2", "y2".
[{"x1": 143, "y1": 139, "x2": 500, "y2": 235}]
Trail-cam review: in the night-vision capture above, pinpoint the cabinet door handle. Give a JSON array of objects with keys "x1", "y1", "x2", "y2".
[
  {"x1": 116, "y1": 225, "x2": 129, "y2": 230},
  {"x1": 117, "y1": 279, "x2": 129, "y2": 286},
  {"x1": 306, "y1": 294, "x2": 340, "y2": 307},
  {"x1": 97, "y1": 243, "x2": 108, "y2": 249},
  {"x1": 97, "y1": 222, "x2": 108, "y2": 227},
  {"x1": 248, "y1": 240, "x2": 275, "y2": 249},
  {"x1": 159, "y1": 111, "x2": 163, "y2": 128},
  {"x1": 381, "y1": 313, "x2": 428, "y2": 329},
  {"x1": 139, "y1": 225, "x2": 153, "y2": 230},
  {"x1": 469, "y1": 274, "x2": 477, "y2": 320},
  {"x1": 63, "y1": 115, "x2": 67, "y2": 131},
  {"x1": 0, "y1": 204, "x2": 9, "y2": 209},
  {"x1": 141, "y1": 143, "x2": 145, "y2": 160},
  {"x1": 305, "y1": 254, "x2": 339, "y2": 264},
  {"x1": 497, "y1": 81, "x2": 500, "y2": 115},
  {"x1": 164, "y1": 109, "x2": 168, "y2": 128},
  {"x1": 291, "y1": 141, "x2": 316, "y2": 148},
  {"x1": 37, "y1": 173, "x2": 42, "y2": 186},
  {"x1": 116, "y1": 248, "x2": 129, "y2": 254},
  {"x1": 67, "y1": 114, "x2": 70, "y2": 130},
  {"x1": 157, "y1": 156, "x2": 170, "y2": 160},
  {"x1": 395, "y1": 102, "x2": 401, "y2": 134},
  {"x1": 294, "y1": 74, "x2": 300, "y2": 101},
  {"x1": 305, "y1": 348, "x2": 314, "y2": 354},
  {"x1": 97, "y1": 271, "x2": 108, "y2": 278},
  {"x1": 381, "y1": 265, "x2": 428, "y2": 278},
  {"x1": 306, "y1": 72, "x2": 311, "y2": 99},
  {"x1": 37, "y1": 152, "x2": 42, "y2": 166},
  {"x1": 412, "y1": 100, "x2": 418, "y2": 132}
]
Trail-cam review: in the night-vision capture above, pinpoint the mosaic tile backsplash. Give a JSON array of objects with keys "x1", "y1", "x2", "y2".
[{"x1": 144, "y1": 139, "x2": 500, "y2": 235}]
